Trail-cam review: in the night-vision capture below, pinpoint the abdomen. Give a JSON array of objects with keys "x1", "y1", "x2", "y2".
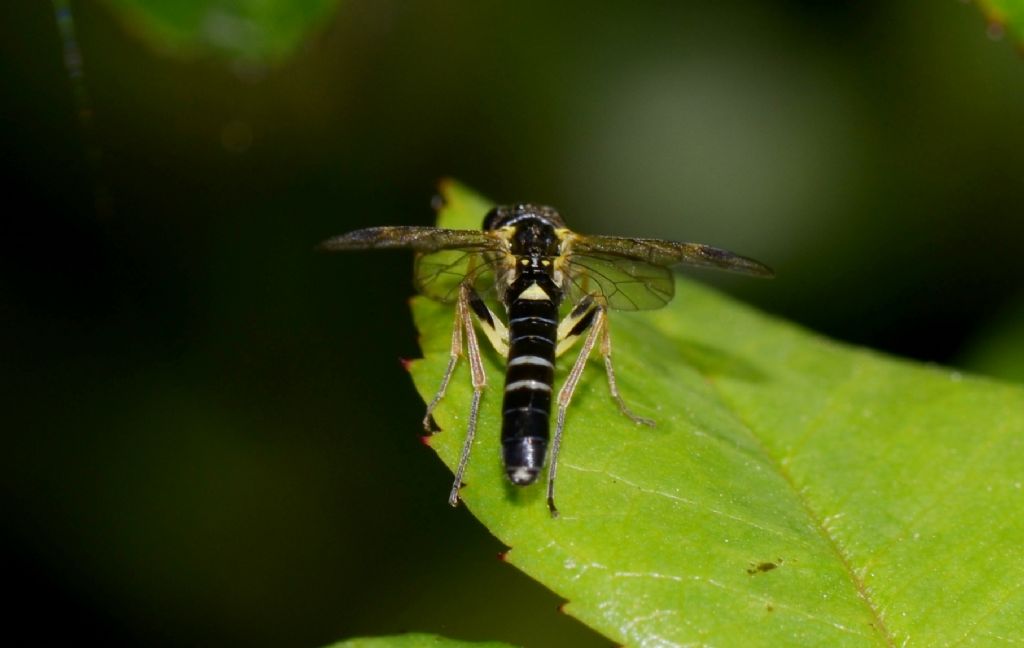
[{"x1": 501, "y1": 296, "x2": 559, "y2": 485}]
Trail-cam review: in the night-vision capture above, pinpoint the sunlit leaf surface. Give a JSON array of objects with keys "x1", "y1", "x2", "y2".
[
  {"x1": 408, "y1": 181, "x2": 1024, "y2": 646},
  {"x1": 102, "y1": 0, "x2": 339, "y2": 62}
]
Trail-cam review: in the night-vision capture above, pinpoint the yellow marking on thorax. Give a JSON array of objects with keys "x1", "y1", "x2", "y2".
[
  {"x1": 517, "y1": 282, "x2": 551, "y2": 301},
  {"x1": 552, "y1": 229, "x2": 574, "y2": 287}
]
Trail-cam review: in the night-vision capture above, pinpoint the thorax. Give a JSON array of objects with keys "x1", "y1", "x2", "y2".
[{"x1": 504, "y1": 254, "x2": 563, "y2": 310}]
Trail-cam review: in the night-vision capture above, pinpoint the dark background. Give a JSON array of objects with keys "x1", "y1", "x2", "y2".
[{"x1": 3, "y1": 1, "x2": 1023, "y2": 646}]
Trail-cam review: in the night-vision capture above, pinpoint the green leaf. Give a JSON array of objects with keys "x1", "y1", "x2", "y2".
[
  {"x1": 328, "y1": 634, "x2": 516, "y2": 648},
  {"x1": 975, "y1": 1, "x2": 1024, "y2": 43},
  {"x1": 408, "y1": 181, "x2": 1024, "y2": 646},
  {"x1": 101, "y1": 0, "x2": 340, "y2": 63}
]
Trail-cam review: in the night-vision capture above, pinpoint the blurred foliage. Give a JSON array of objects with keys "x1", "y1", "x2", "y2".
[
  {"x1": 976, "y1": 0, "x2": 1024, "y2": 43},
  {"x1": 413, "y1": 182, "x2": 1024, "y2": 646},
  {"x1": 3, "y1": 0, "x2": 1023, "y2": 646},
  {"x1": 100, "y1": 0, "x2": 340, "y2": 64}
]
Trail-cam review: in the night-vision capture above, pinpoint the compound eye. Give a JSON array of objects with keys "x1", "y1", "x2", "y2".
[{"x1": 482, "y1": 207, "x2": 504, "y2": 231}]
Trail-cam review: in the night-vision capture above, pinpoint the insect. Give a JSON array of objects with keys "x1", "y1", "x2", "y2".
[{"x1": 320, "y1": 201, "x2": 772, "y2": 515}]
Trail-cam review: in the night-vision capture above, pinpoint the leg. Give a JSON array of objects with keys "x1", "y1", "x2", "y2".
[
  {"x1": 547, "y1": 306, "x2": 605, "y2": 516},
  {"x1": 448, "y1": 284, "x2": 489, "y2": 507},
  {"x1": 547, "y1": 297, "x2": 655, "y2": 515},
  {"x1": 556, "y1": 294, "x2": 653, "y2": 426},
  {"x1": 424, "y1": 286, "x2": 507, "y2": 432},
  {"x1": 465, "y1": 288, "x2": 509, "y2": 357},
  {"x1": 421, "y1": 292, "x2": 465, "y2": 432},
  {"x1": 600, "y1": 316, "x2": 655, "y2": 427}
]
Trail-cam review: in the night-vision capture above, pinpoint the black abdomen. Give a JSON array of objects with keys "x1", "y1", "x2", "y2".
[{"x1": 501, "y1": 296, "x2": 559, "y2": 485}]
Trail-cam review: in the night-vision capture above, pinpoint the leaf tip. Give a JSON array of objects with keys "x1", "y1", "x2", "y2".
[
  {"x1": 437, "y1": 176, "x2": 455, "y2": 193},
  {"x1": 431, "y1": 185, "x2": 449, "y2": 213}
]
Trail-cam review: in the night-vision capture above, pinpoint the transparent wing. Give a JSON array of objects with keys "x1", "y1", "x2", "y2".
[
  {"x1": 563, "y1": 252, "x2": 675, "y2": 311},
  {"x1": 570, "y1": 235, "x2": 774, "y2": 277},
  {"x1": 564, "y1": 234, "x2": 772, "y2": 311},
  {"x1": 319, "y1": 226, "x2": 508, "y2": 303},
  {"x1": 414, "y1": 249, "x2": 505, "y2": 303},
  {"x1": 318, "y1": 226, "x2": 500, "y2": 253}
]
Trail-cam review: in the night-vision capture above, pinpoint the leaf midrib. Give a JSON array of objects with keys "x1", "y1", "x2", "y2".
[{"x1": 699, "y1": 351, "x2": 897, "y2": 647}]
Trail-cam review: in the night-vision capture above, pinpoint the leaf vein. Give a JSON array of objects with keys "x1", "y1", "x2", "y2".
[
  {"x1": 699, "y1": 380, "x2": 898, "y2": 647},
  {"x1": 563, "y1": 463, "x2": 807, "y2": 545}
]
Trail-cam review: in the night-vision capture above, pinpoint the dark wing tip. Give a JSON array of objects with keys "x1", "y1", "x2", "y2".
[
  {"x1": 315, "y1": 237, "x2": 340, "y2": 253},
  {"x1": 315, "y1": 227, "x2": 395, "y2": 252},
  {"x1": 316, "y1": 232, "x2": 356, "y2": 253},
  {"x1": 690, "y1": 244, "x2": 775, "y2": 278},
  {"x1": 729, "y1": 254, "x2": 775, "y2": 279}
]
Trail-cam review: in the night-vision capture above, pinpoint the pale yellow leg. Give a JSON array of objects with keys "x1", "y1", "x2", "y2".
[
  {"x1": 422, "y1": 292, "x2": 465, "y2": 432},
  {"x1": 448, "y1": 284, "x2": 488, "y2": 507},
  {"x1": 548, "y1": 307, "x2": 605, "y2": 516},
  {"x1": 600, "y1": 317, "x2": 655, "y2": 427},
  {"x1": 547, "y1": 300, "x2": 655, "y2": 516}
]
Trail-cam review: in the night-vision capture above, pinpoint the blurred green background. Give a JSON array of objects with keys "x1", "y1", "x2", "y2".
[{"x1": 3, "y1": 1, "x2": 1023, "y2": 646}]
